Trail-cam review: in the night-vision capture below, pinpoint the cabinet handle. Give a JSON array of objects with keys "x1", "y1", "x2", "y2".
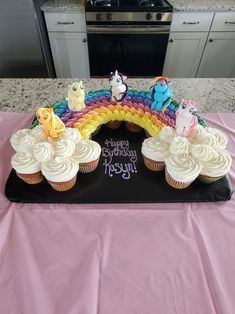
[
  {"x1": 57, "y1": 21, "x2": 75, "y2": 25},
  {"x1": 209, "y1": 39, "x2": 214, "y2": 43},
  {"x1": 183, "y1": 21, "x2": 199, "y2": 25},
  {"x1": 169, "y1": 39, "x2": 174, "y2": 43},
  {"x1": 83, "y1": 38, "x2": 87, "y2": 43},
  {"x1": 225, "y1": 21, "x2": 235, "y2": 25}
]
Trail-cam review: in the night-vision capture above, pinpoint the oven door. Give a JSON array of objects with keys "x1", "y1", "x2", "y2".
[{"x1": 87, "y1": 25, "x2": 170, "y2": 77}]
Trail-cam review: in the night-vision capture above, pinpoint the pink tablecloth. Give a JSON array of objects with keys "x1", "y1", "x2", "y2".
[{"x1": 0, "y1": 112, "x2": 235, "y2": 314}]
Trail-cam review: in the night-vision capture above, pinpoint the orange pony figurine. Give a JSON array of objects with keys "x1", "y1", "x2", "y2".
[{"x1": 36, "y1": 107, "x2": 65, "y2": 140}]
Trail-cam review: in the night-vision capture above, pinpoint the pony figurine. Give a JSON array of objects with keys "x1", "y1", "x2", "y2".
[
  {"x1": 151, "y1": 76, "x2": 172, "y2": 112},
  {"x1": 109, "y1": 70, "x2": 128, "y2": 103},
  {"x1": 175, "y1": 99, "x2": 198, "y2": 137},
  {"x1": 66, "y1": 81, "x2": 86, "y2": 111},
  {"x1": 36, "y1": 107, "x2": 65, "y2": 140}
]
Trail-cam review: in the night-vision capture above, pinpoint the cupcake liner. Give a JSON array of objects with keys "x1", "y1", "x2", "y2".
[
  {"x1": 125, "y1": 122, "x2": 142, "y2": 133},
  {"x1": 16, "y1": 171, "x2": 44, "y2": 184},
  {"x1": 198, "y1": 174, "x2": 224, "y2": 184},
  {"x1": 79, "y1": 158, "x2": 100, "y2": 173},
  {"x1": 143, "y1": 155, "x2": 165, "y2": 171},
  {"x1": 106, "y1": 121, "x2": 122, "y2": 129},
  {"x1": 47, "y1": 175, "x2": 77, "y2": 192},
  {"x1": 165, "y1": 169, "x2": 192, "y2": 189}
]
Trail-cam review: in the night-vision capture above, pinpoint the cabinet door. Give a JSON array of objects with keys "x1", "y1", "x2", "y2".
[
  {"x1": 163, "y1": 32, "x2": 208, "y2": 78},
  {"x1": 197, "y1": 32, "x2": 235, "y2": 78},
  {"x1": 48, "y1": 32, "x2": 90, "y2": 78}
]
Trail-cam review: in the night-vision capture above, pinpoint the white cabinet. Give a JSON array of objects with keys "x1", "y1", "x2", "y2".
[
  {"x1": 48, "y1": 32, "x2": 90, "y2": 78},
  {"x1": 197, "y1": 32, "x2": 235, "y2": 78},
  {"x1": 197, "y1": 13, "x2": 235, "y2": 78},
  {"x1": 163, "y1": 32, "x2": 208, "y2": 78},
  {"x1": 45, "y1": 12, "x2": 90, "y2": 78},
  {"x1": 170, "y1": 12, "x2": 214, "y2": 32},
  {"x1": 163, "y1": 12, "x2": 214, "y2": 78}
]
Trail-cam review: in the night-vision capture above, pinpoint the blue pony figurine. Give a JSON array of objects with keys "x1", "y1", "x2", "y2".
[{"x1": 151, "y1": 76, "x2": 172, "y2": 112}]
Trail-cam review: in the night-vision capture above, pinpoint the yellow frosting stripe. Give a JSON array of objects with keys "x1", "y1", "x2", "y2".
[{"x1": 73, "y1": 104, "x2": 165, "y2": 139}]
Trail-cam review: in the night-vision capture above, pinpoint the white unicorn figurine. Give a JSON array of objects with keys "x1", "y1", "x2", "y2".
[
  {"x1": 109, "y1": 70, "x2": 128, "y2": 103},
  {"x1": 66, "y1": 81, "x2": 86, "y2": 111},
  {"x1": 175, "y1": 99, "x2": 198, "y2": 137}
]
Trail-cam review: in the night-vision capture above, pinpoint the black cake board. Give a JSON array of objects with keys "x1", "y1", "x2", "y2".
[{"x1": 5, "y1": 124, "x2": 233, "y2": 204}]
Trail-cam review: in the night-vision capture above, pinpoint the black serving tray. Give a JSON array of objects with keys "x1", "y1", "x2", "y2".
[{"x1": 5, "y1": 124, "x2": 233, "y2": 204}]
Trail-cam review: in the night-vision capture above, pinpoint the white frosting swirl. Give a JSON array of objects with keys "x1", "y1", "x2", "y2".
[
  {"x1": 10, "y1": 129, "x2": 32, "y2": 152},
  {"x1": 200, "y1": 133, "x2": 218, "y2": 147},
  {"x1": 20, "y1": 135, "x2": 36, "y2": 154},
  {"x1": 41, "y1": 158, "x2": 79, "y2": 182},
  {"x1": 200, "y1": 149, "x2": 232, "y2": 177},
  {"x1": 207, "y1": 127, "x2": 228, "y2": 149},
  {"x1": 11, "y1": 152, "x2": 41, "y2": 174},
  {"x1": 141, "y1": 137, "x2": 169, "y2": 161},
  {"x1": 191, "y1": 145, "x2": 218, "y2": 163},
  {"x1": 72, "y1": 140, "x2": 101, "y2": 163},
  {"x1": 170, "y1": 136, "x2": 190, "y2": 155},
  {"x1": 54, "y1": 139, "x2": 76, "y2": 159},
  {"x1": 61, "y1": 128, "x2": 82, "y2": 143},
  {"x1": 31, "y1": 125, "x2": 47, "y2": 143},
  {"x1": 33, "y1": 142, "x2": 54, "y2": 162},
  {"x1": 165, "y1": 154, "x2": 202, "y2": 183},
  {"x1": 159, "y1": 126, "x2": 175, "y2": 144},
  {"x1": 188, "y1": 125, "x2": 207, "y2": 144}
]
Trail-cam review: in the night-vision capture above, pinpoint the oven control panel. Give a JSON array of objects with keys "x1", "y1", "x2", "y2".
[{"x1": 87, "y1": 12, "x2": 172, "y2": 23}]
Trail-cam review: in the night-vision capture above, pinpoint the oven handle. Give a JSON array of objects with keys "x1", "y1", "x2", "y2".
[{"x1": 87, "y1": 25, "x2": 170, "y2": 34}]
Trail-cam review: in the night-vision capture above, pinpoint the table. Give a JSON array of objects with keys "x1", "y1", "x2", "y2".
[{"x1": 0, "y1": 111, "x2": 235, "y2": 314}]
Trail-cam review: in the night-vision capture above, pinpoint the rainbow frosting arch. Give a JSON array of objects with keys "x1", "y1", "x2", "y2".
[{"x1": 32, "y1": 89, "x2": 178, "y2": 139}]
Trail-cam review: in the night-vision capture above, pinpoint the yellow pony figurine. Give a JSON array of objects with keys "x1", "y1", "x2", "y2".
[
  {"x1": 66, "y1": 81, "x2": 86, "y2": 111},
  {"x1": 36, "y1": 107, "x2": 65, "y2": 140}
]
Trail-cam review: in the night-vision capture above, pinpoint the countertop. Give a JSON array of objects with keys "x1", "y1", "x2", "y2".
[
  {"x1": 0, "y1": 78, "x2": 234, "y2": 113},
  {"x1": 171, "y1": 0, "x2": 235, "y2": 12},
  {"x1": 41, "y1": 0, "x2": 235, "y2": 12},
  {"x1": 41, "y1": 0, "x2": 84, "y2": 12}
]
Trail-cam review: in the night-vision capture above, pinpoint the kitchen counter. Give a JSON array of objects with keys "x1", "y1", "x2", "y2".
[
  {"x1": 170, "y1": 0, "x2": 235, "y2": 12},
  {"x1": 41, "y1": 0, "x2": 235, "y2": 12},
  {"x1": 41, "y1": 0, "x2": 84, "y2": 12},
  {"x1": 0, "y1": 78, "x2": 234, "y2": 113}
]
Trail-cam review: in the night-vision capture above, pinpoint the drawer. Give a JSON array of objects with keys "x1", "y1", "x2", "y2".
[
  {"x1": 45, "y1": 12, "x2": 86, "y2": 32},
  {"x1": 211, "y1": 12, "x2": 235, "y2": 32},
  {"x1": 171, "y1": 12, "x2": 214, "y2": 32}
]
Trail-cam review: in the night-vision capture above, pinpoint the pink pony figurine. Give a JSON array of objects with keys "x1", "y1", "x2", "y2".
[{"x1": 175, "y1": 99, "x2": 198, "y2": 137}]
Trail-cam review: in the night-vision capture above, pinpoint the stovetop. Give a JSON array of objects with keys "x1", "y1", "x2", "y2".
[{"x1": 85, "y1": 0, "x2": 173, "y2": 12}]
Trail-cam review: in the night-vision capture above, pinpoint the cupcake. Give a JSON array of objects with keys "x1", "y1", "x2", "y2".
[
  {"x1": 169, "y1": 136, "x2": 190, "y2": 155},
  {"x1": 191, "y1": 144, "x2": 217, "y2": 163},
  {"x1": 11, "y1": 152, "x2": 44, "y2": 184},
  {"x1": 198, "y1": 149, "x2": 232, "y2": 183},
  {"x1": 61, "y1": 127, "x2": 82, "y2": 143},
  {"x1": 188, "y1": 124, "x2": 207, "y2": 145},
  {"x1": 206, "y1": 127, "x2": 228, "y2": 149},
  {"x1": 33, "y1": 142, "x2": 54, "y2": 162},
  {"x1": 31, "y1": 125, "x2": 47, "y2": 143},
  {"x1": 41, "y1": 158, "x2": 79, "y2": 191},
  {"x1": 159, "y1": 126, "x2": 175, "y2": 144},
  {"x1": 54, "y1": 139, "x2": 76, "y2": 159},
  {"x1": 72, "y1": 140, "x2": 101, "y2": 173},
  {"x1": 165, "y1": 154, "x2": 202, "y2": 189},
  {"x1": 106, "y1": 121, "x2": 122, "y2": 129},
  {"x1": 125, "y1": 122, "x2": 142, "y2": 133},
  {"x1": 142, "y1": 137, "x2": 169, "y2": 171},
  {"x1": 200, "y1": 132, "x2": 218, "y2": 147},
  {"x1": 10, "y1": 129, "x2": 34, "y2": 153}
]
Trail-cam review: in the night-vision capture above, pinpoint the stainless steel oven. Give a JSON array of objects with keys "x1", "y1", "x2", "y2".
[{"x1": 85, "y1": 0, "x2": 173, "y2": 77}]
